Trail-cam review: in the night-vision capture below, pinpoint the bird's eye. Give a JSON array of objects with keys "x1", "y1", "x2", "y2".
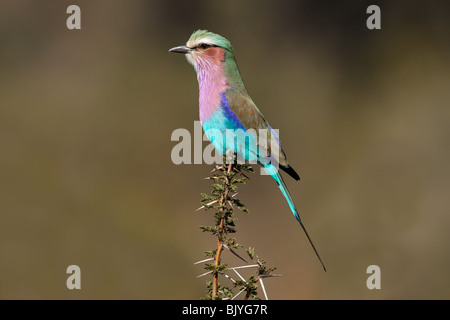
[{"x1": 199, "y1": 43, "x2": 210, "y2": 49}]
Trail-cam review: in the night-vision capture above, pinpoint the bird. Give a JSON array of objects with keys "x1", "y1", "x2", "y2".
[{"x1": 169, "y1": 30, "x2": 326, "y2": 271}]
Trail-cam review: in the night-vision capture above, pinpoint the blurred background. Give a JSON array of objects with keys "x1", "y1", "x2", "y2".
[{"x1": 0, "y1": 0, "x2": 449, "y2": 299}]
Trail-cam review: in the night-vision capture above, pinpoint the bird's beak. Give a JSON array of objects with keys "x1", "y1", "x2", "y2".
[{"x1": 168, "y1": 45, "x2": 190, "y2": 54}]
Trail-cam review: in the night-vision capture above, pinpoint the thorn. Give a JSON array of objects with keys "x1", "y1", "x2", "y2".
[
  {"x1": 259, "y1": 278, "x2": 268, "y2": 300},
  {"x1": 259, "y1": 274, "x2": 283, "y2": 278},
  {"x1": 193, "y1": 257, "x2": 214, "y2": 265},
  {"x1": 223, "y1": 245, "x2": 248, "y2": 263},
  {"x1": 233, "y1": 167, "x2": 250, "y2": 180},
  {"x1": 210, "y1": 165, "x2": 224, "y2": 173},
  {"x1": 223, "y1": 273, "x2": 236, "y2": 283},
  {"x1": 196, "y1": 270, "x2": 213, "y2": 278},
  {"x1": 231, "y1": 288, "x2": 245, "y2": 300},
  {"x1": 230, "y1": 264, "x2": 259, "y2": 270},
  {"x1": 195, "y1": 199, "x2": 218, "y2": 211},
  {"x1": 232, "y1": 268, "x2": 246, "y2": 282}
]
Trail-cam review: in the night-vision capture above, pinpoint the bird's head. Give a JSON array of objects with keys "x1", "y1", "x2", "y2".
[{"x1": 169, "y1": 30, "x2": 234, "y2": 70}]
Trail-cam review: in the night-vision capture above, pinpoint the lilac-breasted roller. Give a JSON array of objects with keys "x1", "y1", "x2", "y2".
[{"x1": 169, "y1": 30, "x2": 326, "y2": 271}]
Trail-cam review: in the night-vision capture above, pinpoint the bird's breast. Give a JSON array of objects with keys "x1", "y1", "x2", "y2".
[{"x1": 196, "y1": 61, "x2": 228, "y2": 124}]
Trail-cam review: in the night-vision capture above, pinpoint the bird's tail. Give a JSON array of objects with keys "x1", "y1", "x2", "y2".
[{"x1": 264, "y1": 164, "x2": 327, "y2": 272}]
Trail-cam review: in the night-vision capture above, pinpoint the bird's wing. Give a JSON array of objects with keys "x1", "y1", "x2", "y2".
[{"x1": 224, "y1": 87, "x2": 289, "y2": 168}]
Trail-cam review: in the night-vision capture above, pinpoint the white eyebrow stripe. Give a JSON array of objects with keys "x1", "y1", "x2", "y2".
[{"x1": 187, "y1": 36, "x2": 217, "y2": 48}]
